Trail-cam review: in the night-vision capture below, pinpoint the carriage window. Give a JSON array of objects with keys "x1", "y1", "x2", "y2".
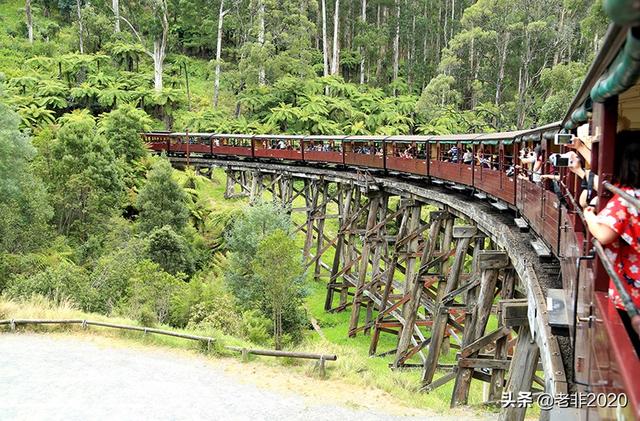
[
  {"x1": 352, "y1": 141, "x2": 383, "y2": 155},
  {"x1": 304, "y1": 140, "x2": 340, "y2": 152},
  {"x1": 504, "y1": 143, "x2": 515, "y2": 177},
  {"x1": 394, "y1": 142, "x2": 420, "y2": 158},
  {"x1": 440, "y1": 143, "x2": 459, "y2": 162}
]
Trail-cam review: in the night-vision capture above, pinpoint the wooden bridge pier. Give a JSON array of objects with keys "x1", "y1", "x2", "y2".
[{"x1": 220, "y1": 167, "x2": 550, "y2": 421}]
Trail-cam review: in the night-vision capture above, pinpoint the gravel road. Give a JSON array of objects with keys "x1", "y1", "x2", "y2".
[{"x1": 0, "y1": 334, "x2": 493, "y2": 421}]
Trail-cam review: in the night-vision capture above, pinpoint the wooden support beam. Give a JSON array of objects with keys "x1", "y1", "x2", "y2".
[
  {"x1": 348, "y1": 192, "x2": 381, "y2": 336},
  {"x1": 422, "y1": 306, "x2": 449, "y2": 386},
  {"x1": 497, "y1": 327, "x2": 540, "y2": 421},
  {"x1": 458, "y1": 358, "x2": 511, "y2": 370},
  {"x1": 313, "y1": 181, "x2": 329, "y2": 281},
  {"x1": 421, "y1": 370, "x2": 457, "y2": 393},
  {"x1": 394, "y1": 206, "x2": 436, "y2": 367},
  {"x1": 460, "y1": 326, "x2": 511, "y2": 358}
]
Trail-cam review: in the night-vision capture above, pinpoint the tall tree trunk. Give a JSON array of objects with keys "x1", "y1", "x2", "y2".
[
  {"x1": 442, "y1": 0, "x2": 447, "y2": 50},
  {"x1": 375, "y1": 6, "x2": 386, "y2": 81},
  {"x1": 321, "y1": 0, "x2": 329, "y2": 78},
  {"x1": 76, "y1": 0, "x2": 84, "y2": 53},
  {"x1": 213, "y1": 0, "x2": 226, "y2": 108},
  {"x1": 450, "y1": 0, "x2": 455, "y2": 44},
  {"x1": 331, "y1": 0, "x2": 340, "y2": 75},
  {"x1": 554, "y1": 7, "x2": 565, "y2": 66},
  {"x1": 495, "y1": 31, "x2": 510, "y2": 106},
  {"x1": 112, "y1": 0, "x2": 120, "y2": 32},
  {"x1": 436, "y1": 1, "x2": 442, "y2": 64},
  {"x1": 25, "y1": 0, "x2": 33, "y2": 43},
  {"x1": 359, "y1": 0, "x2": 366, "y2": 84},
  {"x1": 152, "y1": 1, "x2": 169, "y2": 92},
  {"x1": 258, "y1": 0, "x2": 266, "y2": 85},
  {"x1": 392, "y1": 0, "x2": 400, "y2": 95}
]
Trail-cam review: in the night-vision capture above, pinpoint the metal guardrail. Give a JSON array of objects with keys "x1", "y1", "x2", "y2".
[
  {"x1": 592, "y1": 240, "x2": 640, "y2": 320},
  {"x1": 603, "y1": 181, "x2": 640, "y2": 210},
  {"x1": 0, "y1": 319, "x2": 337, "y2": 375}
]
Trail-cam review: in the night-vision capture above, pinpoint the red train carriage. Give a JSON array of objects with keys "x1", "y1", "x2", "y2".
[
  {"x1": 473, "y1": 131, "x2": 525, "y2": 206},
  {"x1": 514, "y1": 125, "x2": 563, "y2": 255},
  {"x1": 558, "y1": 23, "x2": 640, "y2": 420},
  {"x1": 429, "y1": 134, "x2": 479, "y2": 187},
  {"x1": 385, "y1": 135, "x2": 429, "y2": 176},
  {"x1": 253, "y1": 134, "x2": 304, "y2": 160},
  {"x1": 343, "y1": 135, "x2": 386, "y2": 170},
  {"x1": 212, "y1": 134, "x2": 253, "y2": 157},
  {"x1": 143, "y1": 131, "x2": 173, "y2": 154},
  {"x1": 302, "y1": 135, "x2": 345, "y2": 165}
]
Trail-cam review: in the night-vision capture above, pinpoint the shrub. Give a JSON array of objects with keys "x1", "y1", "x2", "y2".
[
  {"x1": 120, "y1": 259, "x2": 183, "y2": 325},
  {"x1": 145, "y1": 225, "x2": 195, "y2": 276},
  {"x1": 5, "y1": 261, "x2": 93, "y2": 310}
]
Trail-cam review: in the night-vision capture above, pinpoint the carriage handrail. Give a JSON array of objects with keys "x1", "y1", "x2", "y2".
[
  {"x1": 603, "y1": 181, "x2": 640, "y2": 210},
  {"x1": 592, "y1": 239, "x2": 640, "y2": 319}
]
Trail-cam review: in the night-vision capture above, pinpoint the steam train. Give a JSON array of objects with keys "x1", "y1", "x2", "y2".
[{"x1": 143, "y1": 15, "x2": 640, "y2": 421}]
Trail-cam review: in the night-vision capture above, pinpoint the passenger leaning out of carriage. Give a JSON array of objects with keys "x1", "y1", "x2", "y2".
[
  {"x1": 584, "y1": 132, "x2": 640, "y2": 343},
  {"x1": 540, "y1": 148, "x2": 599, "y2": 208},
  {"x1": 518, "y1": 144, "x2": 543, "y2": 183}
]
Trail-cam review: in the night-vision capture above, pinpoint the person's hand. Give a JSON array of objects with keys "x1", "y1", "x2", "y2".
[
  {"x1": 584, "y1": 206, "x2": 596, "y2": 222},
  {"x1": 631, "y1": 314, "x2": 640, "y2": 337},
  {"x1": 565, "y1": 136, "x2": 584, "y2": 150}
]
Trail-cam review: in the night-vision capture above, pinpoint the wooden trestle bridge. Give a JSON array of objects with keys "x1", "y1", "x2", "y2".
[{"x1": 174, "y1": 157, "x2": 568, "y2": 421}]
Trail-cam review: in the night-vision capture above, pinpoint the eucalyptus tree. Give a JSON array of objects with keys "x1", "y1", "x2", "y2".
[
  {"x1": 25, "y1": 0, "x2": 34, "y2": 43},
  {"x1": 118, "y1": 0, "x2": 170, "y2": 91}
]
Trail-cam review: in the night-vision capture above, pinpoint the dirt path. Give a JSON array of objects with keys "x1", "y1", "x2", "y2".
[{"x1": 0, "y1": 333, "x2": 494, "y2": 421}]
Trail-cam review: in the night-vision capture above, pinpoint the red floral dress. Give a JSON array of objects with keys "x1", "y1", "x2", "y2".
[{"x1": 596, "y1": 187, "x2": 640, "y2": 310}]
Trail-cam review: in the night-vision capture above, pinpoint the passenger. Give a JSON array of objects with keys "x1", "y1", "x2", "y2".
[
  {"x1": 448, "y1": 145, "x2": 459, "y2": 162},
  {"x1": 520, "y1": 145, "x2": 543, "y2": 182},
  {"x1": 583, "y1": 132, "x2": 640, "y2": 341},
  {"x1": 278, "y1": 139, "x2": 286, "y2": 149},
  {"x1": 462, "y1": 149, "x2": 473, "y2": 165},
  {"x1": 404, "y1": 143, "x2": 417, "y2": 159}
]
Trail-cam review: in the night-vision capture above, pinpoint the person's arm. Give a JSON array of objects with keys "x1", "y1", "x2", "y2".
[
  {"x1": 566, "y1": 137, "x2": 592, "y2": 166},
  {"x1": 584, "y1": 207, "x2": 620, "y2": 245},
  {"x1": 584, "y1": 194, "x2": 628, "y2": 245}
]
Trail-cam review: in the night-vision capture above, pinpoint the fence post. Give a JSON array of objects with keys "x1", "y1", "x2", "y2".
[{"x1": 317, "y1": 356, "x2": 326, "y2": 378}]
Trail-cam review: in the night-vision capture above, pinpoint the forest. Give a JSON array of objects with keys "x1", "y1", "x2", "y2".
[{"x1": 0, "y1": 0, "x2": 609, "y2": 409}]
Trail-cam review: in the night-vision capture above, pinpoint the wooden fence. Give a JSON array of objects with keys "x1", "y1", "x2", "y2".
[{"x1": 0, "y1": 319, "x2": 337, "y2": 376}]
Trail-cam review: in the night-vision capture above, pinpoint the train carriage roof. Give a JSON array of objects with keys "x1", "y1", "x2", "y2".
[
  {"x1": 252, "y1": 134, "x2": 306, "y2": 140},
  {"x1": 386, "y1": 135, "x2": 433, "y2": 142},
  {"x1": 429, "y1": 134, "x2": 482, "y2": 144},
  {"x1": 344, "y1": 135, "x2": 390, "y2": 141},
  {"x1": 304, "y1": 135, "x2": 349, "y2": 141},
  {"x1": 210, "y1": 133, "x2": 254, "y2": 139}
]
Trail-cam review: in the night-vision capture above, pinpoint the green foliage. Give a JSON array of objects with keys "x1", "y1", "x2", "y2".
[
  {"x1": 48, "y1": 109, "x2": 124, "y2": 241},
  {"x1": 136, "y1": 158, "x2": 189, "y2": 234},
  {"x1": 170, "y1": 273, "x2": 241, "y2": 335},
  {"x1": 145, "y1": 225, "x2": 195, "y2": 276},
  {"x1": 5, "y1": 261, "x2": 93, "y2": 309},
  {"x1": 0, "y1": 101, "x2": 52, "y2": 254},
  {"x1": 121, "y1": 259, "x2": 183, "y2": 325},
  {"x1": 225, "y1": 202, "x2": 291, "y2": 303},
  {"x1": 99, "y1": 104, "x2": 152, "y2": 163},
  {"x1": 253, "y1": 229, "x2": 306, "y2": 349}
]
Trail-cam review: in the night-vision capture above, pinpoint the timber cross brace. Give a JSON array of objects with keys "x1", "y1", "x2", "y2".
[{"x1": 174, "y1": 158, "x2": 568, "y2": 421}]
